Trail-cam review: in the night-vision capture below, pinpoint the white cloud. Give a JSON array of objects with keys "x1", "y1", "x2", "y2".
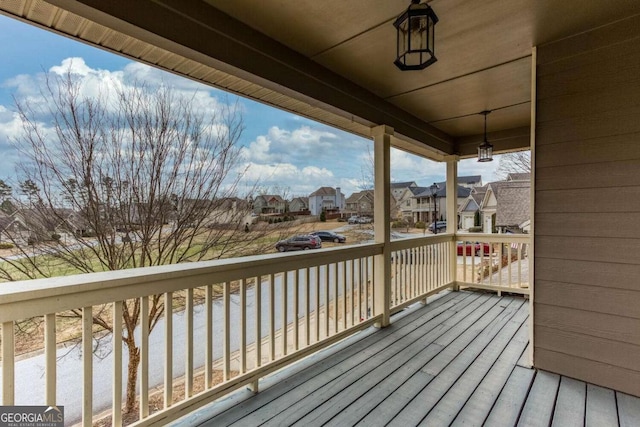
[{"x1": 49, "y1": 57, "x2": 93, "y2": 76}]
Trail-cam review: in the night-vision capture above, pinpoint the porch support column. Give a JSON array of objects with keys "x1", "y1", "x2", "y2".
[
  {"x1": 446, "y1": 157, "x2": 459, "y2": 291},
  {"x1": 372, "y1": 125, "x2": 393, "y2": 328}
]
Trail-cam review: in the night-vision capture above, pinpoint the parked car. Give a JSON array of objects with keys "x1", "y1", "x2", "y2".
[
  {"x1": 310, "y1": 230, "x2": 346, "y2": 243},
  {"x1": 358, "y1": 216, "x2": 373, "y2": 224},
  {"x1": 428, "y1": 221, "x2": 447, "y2": 232},
  {"x1": 457, "y1": 242, "x2": 492, "y2": 256},
  {"x1": 348, "y1": 216, "x2": 360, "y2": 224},
  {"x1": 275, "y1": 235, "x2": 322, "y2": 252}
]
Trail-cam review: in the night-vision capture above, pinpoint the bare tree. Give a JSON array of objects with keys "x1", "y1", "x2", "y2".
[
  {"x1": 495, "y1": 150, "x2": 531, "y2": 179},
  {"x1": 0, "y1": 70, "x2": 261, "y2": 413},
  {"x1": 357, "y1": 145, "x2": 374, "y2": 191}
]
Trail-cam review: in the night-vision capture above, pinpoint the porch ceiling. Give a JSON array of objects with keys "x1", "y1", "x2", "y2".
[{"x1": 2, "y1": 1, "x2": 640, "y2": 159}]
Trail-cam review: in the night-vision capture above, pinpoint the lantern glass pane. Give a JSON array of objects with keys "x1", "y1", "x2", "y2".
[{"x1": 429, "y1": 20, "x2": 435, "y2": 53}]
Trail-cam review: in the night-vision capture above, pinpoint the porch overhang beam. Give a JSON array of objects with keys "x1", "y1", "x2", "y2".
[{"x1": 46, "y1": 0, "x2": 455, "y2": 155}]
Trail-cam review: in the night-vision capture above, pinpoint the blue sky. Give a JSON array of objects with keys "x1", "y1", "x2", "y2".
[{"x1": 0, "y1": 14, "x2": 500, "y2": 198}]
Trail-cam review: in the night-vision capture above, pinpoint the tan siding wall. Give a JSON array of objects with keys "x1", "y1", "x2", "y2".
[{"x1": 535, "y1": 16, "x2": 640, "y2": 397}]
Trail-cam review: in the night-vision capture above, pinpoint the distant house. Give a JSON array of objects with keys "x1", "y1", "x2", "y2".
[
  {"x1": 392, "y1": 186, "x2": 425, "y2": 221},
  {"x1": 390, "y1": 181, "x2": 417, "y2": 200},
  {"x1": 308, "y1": 187, "x2": 345, "y2": 215},
  {"x1": 289, "y1": 197, "x2": 309, "y2": 213},
  {"x1": 494, "y1": 183, "x2": 531, "y2": 233},
  {"x1": 0, "y1": 211, "x2": 29, "y2": 244},
  {"x1": 459, "y1": 185, "x2": 487, "y2": 230},
  {"x1": 253, "y1": 194, "x2": 287, "y2": 214},
  {"x1": 411, "y1": 183, "x2": 471, "y2": 225},
  {"x1": 345, "y1": 190, "x2": 374, "y2": 217}
]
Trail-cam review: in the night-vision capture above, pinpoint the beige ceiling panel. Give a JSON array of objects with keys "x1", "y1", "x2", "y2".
[
  {"x1": 28, "y1": 0, "x2": 56, "y2": 26},
  {"x1": 79, "y1": 22, "x2": 109, "y2": 44},
  {"x1": 314, "y1": 0, "x2": 534, "y2": 99},
  {"x1": 102, "y1": 30, "x2": 130, "y2": 51},
  {"x1": 173, "y1": 58, "x2": 199, "y2": 75},
  {"x1": 391, "y1": 57, "x2": 531, "y2": 126},
  {"x1": 435, "y1": 102, "x2": 531, "y2": 137},
  {"x1": 0, "y1": 0, "x2": 25, "y2": 15},
  {"x1": 140, "y1": 46, "x2": 169, "y2": 64},
  {"x1": 207, "y1": 0, "x2": 406, "y2": 57},
  {"x1": 123, "y1": 38, "x2": 151, "y2": 58},
  {"x1": 55, "y1": 10, "x2": 83, "y2": 35}
]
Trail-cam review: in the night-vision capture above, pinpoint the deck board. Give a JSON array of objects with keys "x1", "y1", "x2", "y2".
[
  {"x1": 183, "y1": 290, "x2": 640, "y2": 427},
  {"x1": 586, "y1": 384, "x2": 619, "y2": 427},
  {"x1": 322, "y1": 298, "x2": 524, "y2": 426},
  {"x1": 552, "y1": 376, "x2": 586, "y2": 427},
  {"x1": 516, "y1": 371, "x2": 561, "y2": 426},
  {"x1": 618, "y1": 392, "x2": 640, "y2": 427},
  {"x1": 261, "y1": 294, "x2": 499, "y2": 426}
]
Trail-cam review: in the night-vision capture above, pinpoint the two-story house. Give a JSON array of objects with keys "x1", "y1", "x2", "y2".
[
  {"x1": 344, "y1": 190, "x2": 374, "y2": 217},
  {"x1": 308, "y1": 187, "x2": 345, "y2": 215},
  {"x1": 252, "y1": 194, "x2": 287, "y2": 214}
]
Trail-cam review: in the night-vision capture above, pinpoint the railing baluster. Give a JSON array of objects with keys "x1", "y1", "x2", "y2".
[
  {"x1": 240, "y1": 278, "x2": 247, "y2": 374},
  {"x1": 333, "y1": 263, "x2": 338, "y2": 334},
  {"x1": 82, "y1": 307, "x2": 92, "y2": 427},
  {"x1": 223, "y1": 281, "x2": 231, "y2": 380},
  {"x1": 250, "y1": 277, "x2": 261, "y2": 391},
  {"x1": 488, "y1": 245, "x2": 493, "y2": 287},
  {"x1": 164, "y1": 292, "x2": 173, "y2": 406},
  {"x1": 314, "y1": 266, "x2": 320, "y2": 343},
  {"x1": 518, "y1": 244, "x2": 523, "y2": 287},
  {"x1": 350, "y1": 260, "x2": 355, "y2": 327},
  {"x1": 2, "y1": 321, "x2": 14, "y2": 405},
  {"x1": 324, "y1": 265, "x2": 329, "y2": 337},
  {"x1": 305, "y1": 268, "x2": 310, "y2": 346},
  {"x1": 293, "y1": 270, "x2": 299, "y2": 351},
  {"x1": 45, "y1": 313, "x2": 56, "y2": 406},
  {"x1": 112, "y1": 302, "x2": 123, "y2": 427},
  {"x1": 204, "y1": 286, "x2": 212, "y2": 389},
  {"x1": 269, "y1": 274, "x2": 275, "y2": 361},
  {"x1": 140, "y1": 297, "x2": 149, "y2": 419},
  {"x1": 358, "y1": 258, "x2": 364, "y2": 320},
  {"x1": 185, "y1": 289, "x2": 193, "y2": 398},
  {"x1": 419, "y1": 246, "x2": 424, "y2": 296},
  {"x1": 341, "y1": 261, "x2": 347, "y2": 332},
  {"x1": 508, "y1": 244, "x2": 513, "y2": 288},
  {"x1": 255, "y1": 276, "x2": 262, "y2": 370},
  {"x1": 282, "y1": 272, "x2": 288, "y2": 356},
  {"x1": 471, "y1": 242, "x2": 476, "y2": 283},
  {"x1": 365, "y1": 256, "x2": 370, "y2": 319}
]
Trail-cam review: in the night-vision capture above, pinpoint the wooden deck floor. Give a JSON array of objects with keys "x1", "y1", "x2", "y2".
[{"x1": 176, "y1": 290, "x2": 640, "y2": 427}]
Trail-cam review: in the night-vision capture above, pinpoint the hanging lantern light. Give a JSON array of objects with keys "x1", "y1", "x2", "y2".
[
  {"x1": 478, "y1": 110, "x2": 493, "y2": 162},
  {"x1": 393, "y1": 0, "x2": 438, "y2": 71}
]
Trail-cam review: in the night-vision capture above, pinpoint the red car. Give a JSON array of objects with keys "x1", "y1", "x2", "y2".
[{"x1": 457, "y1": 242, "x2": 491, "y2": 256}]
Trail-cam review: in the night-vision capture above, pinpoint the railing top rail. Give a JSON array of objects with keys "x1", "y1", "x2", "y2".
[
  {"x1": 455, "y1": 232, "x2": 531, "y2": 243},
  {"x1": 0, "y1": 243, "x2": 382, "y2": 321},
  {"x1": 390, "y1": 233, "x2": 454, "y2": 251}
]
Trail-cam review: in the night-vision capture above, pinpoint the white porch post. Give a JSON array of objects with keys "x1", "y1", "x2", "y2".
[
  {"x1": 373, "y1": 125, "x2": 392, "y2": 327},
  {"x1": 446, "y1": 157, "x2": 459, "y2": 291}
]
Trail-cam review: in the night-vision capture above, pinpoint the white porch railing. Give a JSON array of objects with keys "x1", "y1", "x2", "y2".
[
  {"x1": 0, "y1": 233, "x2": 529, "y2": 426},
  {"x1": 455, "y1": 233, "x2": 531, "y2": 295}
]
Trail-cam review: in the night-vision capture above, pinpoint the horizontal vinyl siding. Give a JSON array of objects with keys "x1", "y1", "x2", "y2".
[{"x1": 535, "y1": 16, "x2": 640, "y2": 397}]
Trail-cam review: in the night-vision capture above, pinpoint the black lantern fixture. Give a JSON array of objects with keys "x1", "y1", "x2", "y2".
[
  {"x1": 430, "y1": 182, "x2": 438, "y2": 234},
  {"x1": 478, "y1": 110, "x2": 493, "y2": 162},
  {"x1": 393, "y1": 0, "x2": 438, "y2": 71}
]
